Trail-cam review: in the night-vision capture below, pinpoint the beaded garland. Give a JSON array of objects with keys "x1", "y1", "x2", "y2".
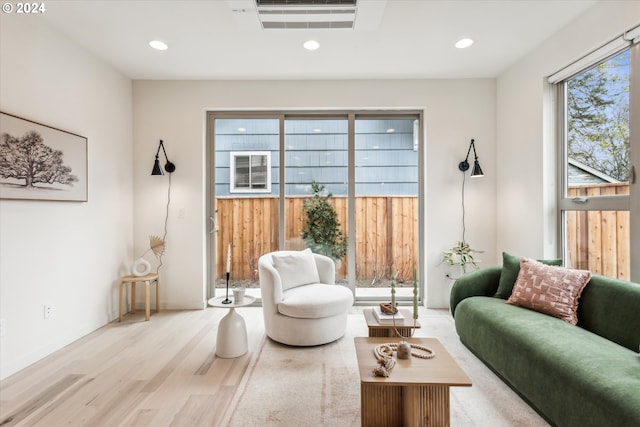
[{"x1": 372, "y1": 342, "x2": 436, "y2": 377}]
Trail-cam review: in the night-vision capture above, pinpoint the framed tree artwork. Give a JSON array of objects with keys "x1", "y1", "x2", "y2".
[{"x1": 0, "y1": 112, "x2": 88, "y2": 202}]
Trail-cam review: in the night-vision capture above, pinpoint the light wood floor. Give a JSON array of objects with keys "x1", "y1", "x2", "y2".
[{"x1": 0, "y1": 307, "x2": 266, "y2": 427}]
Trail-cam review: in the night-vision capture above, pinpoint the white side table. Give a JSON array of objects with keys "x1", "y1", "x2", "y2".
[{"x1": 208, "y1": 295, "x2": 256, "y2": 358}]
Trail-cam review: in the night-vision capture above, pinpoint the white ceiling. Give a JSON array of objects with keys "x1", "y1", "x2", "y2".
[{"x1": 40, "y1": 0, "x2": 598, "y2": 80}]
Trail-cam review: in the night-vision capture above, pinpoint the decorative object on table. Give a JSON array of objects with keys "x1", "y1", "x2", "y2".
[
  {"x1": 0, "y1": 112, "x2": 87, "y2": 201},
  {"x1": 223, "y1": 243, "x2": 232, "y2": 304},
  {"x1": 443, "y1": 138, "x2": 485, "y2": 280},
  {"x1": 377, "y1": 268, "x2": 399, "y2": 320},
  {"x1": 374, "y1": 305, "x2": 404, "y2": 324},
  {"x1": 371, "y1": 269, "x2": 430, "y2": 374},
  {"x1": 232, "y1": 286, "x2": 246, "y2": 304},
  {"x1": 131, "y1": 235, "x2": 165, "y2": 276},
  {"x1": 378, "y1": 303, "x2": 398, "y2": 316},
  {"x1": 372, "y1": 341, "x2": 436, "y2": 377}
]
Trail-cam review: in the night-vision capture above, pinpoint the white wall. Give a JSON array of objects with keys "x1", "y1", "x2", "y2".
[
  {"x1": 0, "y1": 16, "x2": 133, "y2": 379},
  {"x1": 496, "y1": 1, "x2": 640, "y2": 259},
  {"x1": 133, "y1": 79, "x2": 497, "y2": 310}
]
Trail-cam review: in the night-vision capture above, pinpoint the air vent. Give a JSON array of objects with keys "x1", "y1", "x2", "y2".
[
  {"x1": 257, "y1": 1, "x2": 356, "y2": 5},
  {"x1": 256, "y1": 0, "x2": 357, "y2": 29}
]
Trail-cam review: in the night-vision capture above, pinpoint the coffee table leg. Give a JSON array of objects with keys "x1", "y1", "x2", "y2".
[
  {"x1": 403, "y1": 385, "x2": 450, "y2": 427},
  {"x1": 361, "y1": 384, "x2": 402, "y2": 427},
  {"x1": 216, "y1": 308, "x2": 248, "y2": 358}
]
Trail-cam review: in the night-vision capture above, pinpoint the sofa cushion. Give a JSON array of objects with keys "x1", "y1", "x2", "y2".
[
  {"x1": 272, "y1": 249, "x2": 320, "y2": 291},
  {"x1": 506, "y1": 257, "x2": 591, "y2": 325},
  {"x1": 278, "y1": 283, "x2": 353, "y2": 319},
  {"x1": 495, "y1": 252, "x2": 563, "y2": 299}
]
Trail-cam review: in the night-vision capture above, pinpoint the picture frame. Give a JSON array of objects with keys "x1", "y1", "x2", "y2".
[{"x1": 0, "y1": 112, "x2": 88, "y2": 202}]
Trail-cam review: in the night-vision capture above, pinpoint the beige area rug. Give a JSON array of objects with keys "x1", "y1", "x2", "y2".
[{"x1": 223, "y1": 309, "x2": 550, "y2": 427}]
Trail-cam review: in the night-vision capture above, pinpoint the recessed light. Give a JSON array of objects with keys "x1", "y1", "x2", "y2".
[
  {"x1": 303, "y1": 40, "x2": 320, "y2": 51},
  {"x1": 149, "y1": 40, "x2": 168, "y2": 51},
  {"x1": 455, "y1": 38, "x2": 474, "y2": 49}
]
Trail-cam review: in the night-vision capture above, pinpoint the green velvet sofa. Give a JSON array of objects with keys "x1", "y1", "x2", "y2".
[{"x1": 450, "y1": 265, "x2": 640, "y2": 427}]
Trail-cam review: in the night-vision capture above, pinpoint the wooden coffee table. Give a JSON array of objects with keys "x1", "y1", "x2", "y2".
[
  {"x1": 354, "y1": 337, "x2": 471, "y2": 427},
  {"x1": 363, "y1": 308, "x2": 421, "y2": 337}
]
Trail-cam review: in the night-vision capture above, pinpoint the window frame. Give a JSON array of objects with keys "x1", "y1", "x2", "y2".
[{"x1": 229, "y1": 151, "x2": 272, "y2": 193}]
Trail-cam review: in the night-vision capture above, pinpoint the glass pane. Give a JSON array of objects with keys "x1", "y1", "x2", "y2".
[
  {"x1": 565, "y1": 50, "x2": 630, "y2": 192},
  {"x1": 355, "y1": 118, "x2": 418, "y2": 298},
  {"x1": 235, "y1": 155, "x2": 250, "y2": 188},
  {"x1": 564, "y1": 210, "x2": 630, "y2": 280},
  {"x1": 215, "y1": 118, "x2": 280, "y2": 291},
  {"x1": 284, "y1": 119, "x2": 349, "y2": 283},
  {"x1": 251, "y1": 155, "x2": 268, "y2": 188}
]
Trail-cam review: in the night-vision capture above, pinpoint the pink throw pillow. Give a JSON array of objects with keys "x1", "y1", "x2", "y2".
[{"x1": 506, "y1": 257, "x2": 591, "y2": 325}]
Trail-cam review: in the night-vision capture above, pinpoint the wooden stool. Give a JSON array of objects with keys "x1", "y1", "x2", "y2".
[{"x1": 119, "y1": 273, "x2": 159, "y2": 321}]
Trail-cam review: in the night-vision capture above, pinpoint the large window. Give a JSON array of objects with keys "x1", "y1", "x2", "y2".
[{"x1": 555, "y1": 35, "x2": 639, "y2": 281}]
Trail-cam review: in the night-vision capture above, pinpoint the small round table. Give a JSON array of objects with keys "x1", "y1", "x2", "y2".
[{"x1": 208, "y1": 294, "x2": 256, "y2": 358}]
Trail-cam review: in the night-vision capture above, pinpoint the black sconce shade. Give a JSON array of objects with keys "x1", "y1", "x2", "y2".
[
  {"x1": 458, "y1": 139, "x2": 484, "y2": 177},
  {"x1": 152, "y1": 140, "x2": 176, "y2": 175}
]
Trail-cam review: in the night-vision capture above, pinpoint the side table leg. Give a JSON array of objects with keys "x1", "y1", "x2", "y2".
[
  {"x1": 119, "y1": 282, "x2": 124, "y2": 322},
  {"x1": 144, "y1": 280, "x2": 151, "y2": 321},
  {"x1": 131, "y1": 282, "x2": 136, "y2": 314},
  {"x1": 216, "y1": 308, "x2": 248, "y2": 358},
  {"x1": 155, "y1": 277, "x2": 160, "y2": 314}
]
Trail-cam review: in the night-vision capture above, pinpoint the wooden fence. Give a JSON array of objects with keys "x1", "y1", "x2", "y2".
[
  {"x1": 566, "y1": 183, "x2": 630, "y2": 280},
  {"x1": 215, "y1": 196, "x2": 418, "y2": 282}
]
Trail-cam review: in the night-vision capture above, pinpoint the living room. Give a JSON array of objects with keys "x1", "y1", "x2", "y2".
[{"x1": 1, "y1": 1, "x2": 639, "y2": 425}]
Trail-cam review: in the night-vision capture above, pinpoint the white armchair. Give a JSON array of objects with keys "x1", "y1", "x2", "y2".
[{"x1": 258, "y1": 250, "x2": 354, "y2": 346}]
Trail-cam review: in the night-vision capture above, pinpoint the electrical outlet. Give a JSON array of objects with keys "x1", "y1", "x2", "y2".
[
  {"x1": 0, "y1": 318, "x2": 5, "y2": 337},
  {"x1": 44, "y1": 305, "x2": 53, "y2": 319}
]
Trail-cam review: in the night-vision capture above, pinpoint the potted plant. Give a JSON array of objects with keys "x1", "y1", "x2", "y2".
[
  {"x1": 442, "y1": 241, "x2": 483, "y2": 276},
  {"x1": 301, "y1": 181, "x2": 347, "y2": 262}
]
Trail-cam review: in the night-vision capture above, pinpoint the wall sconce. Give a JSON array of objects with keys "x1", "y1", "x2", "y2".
[
  {"x1": 458, "y1": 139, "x2": 484, "y2": 177},
  {"x1": 151, "y1": 140, "x2": 176, "y2": 175}
]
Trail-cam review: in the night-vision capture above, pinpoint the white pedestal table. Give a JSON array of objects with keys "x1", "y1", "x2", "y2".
[{"x1": 208, "y1": 294, "x2": 256, "y2": 358}]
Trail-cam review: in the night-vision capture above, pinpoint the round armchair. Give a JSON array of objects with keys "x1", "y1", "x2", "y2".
[{"x1": 258, "y1": 250, "x2": 354, "y2": 346}]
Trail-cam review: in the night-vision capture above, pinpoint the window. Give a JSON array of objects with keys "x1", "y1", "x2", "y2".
[
  {"x1": 554, "y1": 31, "x2": 639, "y2": 281},
  {"x1": 230, "y1": 151, "x2": 271, "y2": 193}
]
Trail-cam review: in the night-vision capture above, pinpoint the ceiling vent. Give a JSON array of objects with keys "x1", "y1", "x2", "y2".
[{"x1": 256, "y1": 0, "x2": 357, "y2": 29}]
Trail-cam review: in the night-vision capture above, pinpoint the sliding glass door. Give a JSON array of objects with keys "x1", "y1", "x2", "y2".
[
  {"x1": 354, "y1": 117, "x2": 419, "y2": 298},
  {"x1": 284, "y1": 118, "x2": 349, "y2": 283},
  {"x1": 208, "y1": 111, "x2": 423, "y2": 301}
]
